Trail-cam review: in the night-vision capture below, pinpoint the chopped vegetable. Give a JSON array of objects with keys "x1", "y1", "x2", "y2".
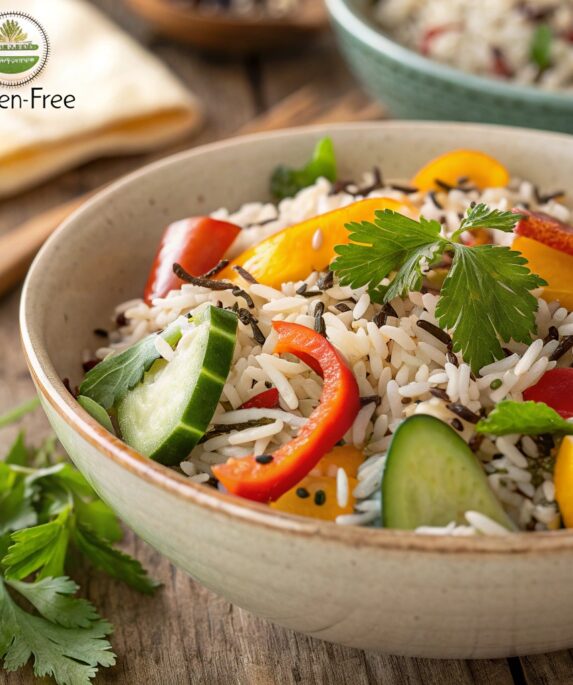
[
  {"x1": 240, "y1": 387, "x2": 279, "y2": 410},
  {"x1": 382, "y1": 415, "x2": 515, "y2": 530},
  {"x1": 515, "y1": 210, "x2": 573, "y2": 257},
  {"x1": 476, "y1": 400, "x2": 573, "y2": 436},
  {"x1": 0, "y1": 401, "x2": 157, "y2": 684},
  {"x1": 213, "y1": 322, "x2": 361, "y2": 502},
  {"x1": 555, "y1": 436, "x2": 573, "y2": 527},
  {"x1": 531, "y1": 24, "x2": 552, "y2": 71},
  {"x1": 220, "y1": 197, "x2": 417, "y2": 289},
  {"x1": 270, "y1": 137, "x2": 337, "y2": 200},
  {"x1": 523, "y1": 369, "x2": 573, "y2": 420},
  {"x1": 332, "y1": 205, "x2": 544, "y2": 372},
  {"x1": 411, "y1": 149, "x2": 509, "y2": 191},
  {"x1": 512, "y1": 235, "x2": 573, "y2": 310},
  {"x1": 143, "y1": 217, "x2": 241, "y2": 304},
  {"x1": 117, "y1": 305, "x2": 238, "y2": 465},
  {"x1": 79, "y1": 320, "x2": 183, "y2": 410}
]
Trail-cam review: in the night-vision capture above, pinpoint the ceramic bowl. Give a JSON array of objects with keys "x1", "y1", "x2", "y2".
[
  {"x1": 325, "y1": 0, "x2": 573, "y2": 134},
  {"x1": 21, "y1": 122, "x2": 573, "y2": 659}
]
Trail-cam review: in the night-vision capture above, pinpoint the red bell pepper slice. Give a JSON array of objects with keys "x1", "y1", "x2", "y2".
[
  {"x1": 213, "y1": 322, "x2": 361, "y2": 503},
  {"x1": 144, "y1": 217, "x2": 241, "y2": 304},
  {"x1": 523, "y1": 368, "x2": 573, "y2": 419},
  {"x1": 240, "y1": 387, "x2": 280, "y2": 410}
]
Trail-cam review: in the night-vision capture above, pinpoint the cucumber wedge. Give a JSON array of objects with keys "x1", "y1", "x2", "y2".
[
  {"x1": 382, "y1": 414, "x2": 515, "y2": 530},
  {"x1": 117, "y1": 305, "x2": 237, "y2": 465}
]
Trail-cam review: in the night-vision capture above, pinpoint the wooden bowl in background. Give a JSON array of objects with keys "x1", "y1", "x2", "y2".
[{"x1": 125, "y1": 0, "x2": 329, "y2": 53}]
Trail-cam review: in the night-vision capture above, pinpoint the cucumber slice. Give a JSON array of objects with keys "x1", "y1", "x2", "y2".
[
  {"x1": 117, "y1": 305, "x2": 237, "y2": 465},
  {"x1": 382, "y1": 414, "x2": 515, "y2": 530}
]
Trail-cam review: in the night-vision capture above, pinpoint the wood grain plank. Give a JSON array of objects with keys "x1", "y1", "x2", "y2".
[{"x1": 520, "y1": 652, "x2": 573, "y2": 684}]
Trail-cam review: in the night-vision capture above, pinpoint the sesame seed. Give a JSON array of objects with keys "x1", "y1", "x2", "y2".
[
  {"x1": 255, "y1": 454, "x2": 273, "y2": 465},
  {"x1": 296, "y1": 487, "x2": 310, "y2": 499}
]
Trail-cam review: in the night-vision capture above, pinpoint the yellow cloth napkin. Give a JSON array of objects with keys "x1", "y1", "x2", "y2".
[{"x1": 0, "y1": 0, "x2": 202, "y2": 197}]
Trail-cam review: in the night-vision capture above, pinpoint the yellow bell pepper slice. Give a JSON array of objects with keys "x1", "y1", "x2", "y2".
[
  {"x1": 512, "y1": 236, "x2": 573, "y2": 311},
  {"x1": 554, "y1": 436, "x2": 573, "y2": 527},
  {"x1": 270, "y1": 445, "x2": 363, "y2": 521},
  {"x1": 411, "y1": 149, "x2": 510, "y2": 191},
  {"x1": 270, "y1": 475, "x2": 358, "y2": 521},
  {"x1": 220, "y1": 197, "x2": 417, "y2": 288}
]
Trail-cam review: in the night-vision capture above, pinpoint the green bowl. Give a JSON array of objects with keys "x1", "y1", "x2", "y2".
[{"x1": 326, "y1": 0, "x2": 573, "y2": 133}]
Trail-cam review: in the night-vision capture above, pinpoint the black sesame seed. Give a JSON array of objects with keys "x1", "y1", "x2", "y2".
[
  {"x1": 296, "y1": 283, "x2": 308, "y2": 295},
  {"x1": 451, "y1": 418, "x2": 464, "y2": 432},
  {"x1": 314, "y1": 490, "x2": 326, "y2": 506},
  {"x1": 255, "y1": 454, "x2": 273, "y2": 465},
  {"x1": 335, "y1": 302, "x2": 352, "y2": 313},
  {"x1": 296, "y1": 487, "x2": 310, "y2": 499},
  {"x1": 93, "y1": 328, "x2": 108, "y2": 338}
]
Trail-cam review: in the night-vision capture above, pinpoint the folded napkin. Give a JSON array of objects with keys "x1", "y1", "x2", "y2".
[{"x1": 0, "y1": 0, "x2": 202, "y2": 197}]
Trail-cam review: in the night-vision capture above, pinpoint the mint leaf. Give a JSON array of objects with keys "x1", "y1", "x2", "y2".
[
  {"x1": 477, "y1": 400, "x2": 573, "y2": 436},
  {"x1": 332, "y1": 209, "x2": 445, "y2": 296},
  {"x1": 3, "y1": 509, "x2": 71, "y2": 581},
  {"x1": 79, "y1": 323, "x2": 181, "y2": 409},
  {"x1": 271, "y1": 137, "x2": 337, "y2": 200},
  {"x1": 72, "y1": 524, "x2": 159, "y2": 595},
  {"x1": 436, "y1": 244, "x2": 546, "y2": 372},
  {"x1": 0, "y1": 577, "x2": 115, "y2": 685},
  {"x1": 531, "y1": 24, "x2": 552, "y2": 71},
  {"x1": 6, "y1": 577, "x2": 99, "y2": 629}
]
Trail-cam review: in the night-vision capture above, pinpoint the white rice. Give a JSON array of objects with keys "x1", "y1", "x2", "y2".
[
  {"x1": 374, "y1": 0, "x2": 573, "y2": 91},
  {"x1": 96, "y1": 169, "x2": 573, "y2": 533}
]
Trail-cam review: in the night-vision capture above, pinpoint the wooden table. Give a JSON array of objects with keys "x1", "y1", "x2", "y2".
[{"x1": 1, "y1": 1, "x2": 570, "y2": 683}]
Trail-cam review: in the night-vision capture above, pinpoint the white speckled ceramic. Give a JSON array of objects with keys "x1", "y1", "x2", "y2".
[{"x1": 20, "y1": 123, "x2": 573, "y2": 658}]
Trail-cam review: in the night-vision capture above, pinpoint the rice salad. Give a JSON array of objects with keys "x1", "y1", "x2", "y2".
[
  {"x1": 374, "y1": 0, "x2": 573, "y2": 91},
  {"x1": 77, "y1": 139, "x2": 573, "y2": 537}
]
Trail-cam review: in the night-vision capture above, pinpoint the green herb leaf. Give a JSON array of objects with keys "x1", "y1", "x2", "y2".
[
  {"x1": 331, "y1": 204, "x2": 546, "y2": 373},
  {"x1": 72, "y1": 524, "x2": 159, "y2": 595},
  {"x1": 3, "y1": 509, "x2": 71, "y2": 581},
  {"x1": 5, "y1": 432, "x2": 29, "y2": 466},
  {"x1": 477, "y1": 400, "x2": 573, "y2": 436},
  {"x1": 0, "y1": 397, "x2": 40, "y2": 428},
  {"x1": 0, "y1": 464, "x2": 36, "y2": 536},
  {"x1": 77, "y1": 396, "x2": 116, "y2": 434},
  {"x1": 74, "y1": 499, "x2": 122, "y2": 544},
  {"x1": 332, "y1": 210, "x2": 445, "y2": 298},
  {"x1": 79, "y1": 323, "x2": 181, "y2": 410},
  {"x1": 0, "y1": 577, "x2": 115, "y2": 685},
  {"x1": 436, "y1": 245, "x2": 546, "y2": 372},
  {"x1": 456, "y1": 203, "x2": 521, "y2": 235},
  {"x1": 6, "y1": 577, "x2": 99, "y2": 628},
  {"x1": 531, "y1": 24, "x2": 552, "y2": 71},
  {"x1": 270, "y1": 137, "x2": 337, "y2": 201}
]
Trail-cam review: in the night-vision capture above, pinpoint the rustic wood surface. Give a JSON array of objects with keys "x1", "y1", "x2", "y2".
[{"x1": 0, "y1": 1, "x2": 569, "y2": 683}]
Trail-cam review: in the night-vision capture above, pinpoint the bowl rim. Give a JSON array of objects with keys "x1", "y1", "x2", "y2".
[
  {"x1": 326, "y1": 0, "x2": 573, "y2": 108},
  {"x1": 20, "y1": 120, "x2": 573, "y2": 556}
]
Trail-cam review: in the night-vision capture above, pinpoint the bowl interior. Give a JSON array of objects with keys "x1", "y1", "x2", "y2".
[{"x1": 21, "y1": 121, "x2": 573, "y2": 549}]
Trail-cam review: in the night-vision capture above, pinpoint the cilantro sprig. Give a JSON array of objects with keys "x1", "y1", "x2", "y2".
[
  {"x1": 0, "y1": 398, "x2": 158, "y2": 684},
  {"x1": 270, "y1": 137, "x2": 337, "y2": 201},
  {"x1": 332, "y1": 203, "x2": 546, "y2": 373},
  {"x1": 477, "y1": 400, "x2": 573, "y2": 437}
]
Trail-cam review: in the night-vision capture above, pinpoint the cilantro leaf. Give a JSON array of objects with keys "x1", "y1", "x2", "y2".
[
  {"x1": 332, "y1": 204, "x2": 547, "y2": 373},
  {"x1": 271, "y1": 137, "x2": 337, "y2": 200},
  {"x1": 5, "y1": 432, "x2": 29, "y2": 466},
  {"x1": 3, "y1": 509, "x2": 71, "y2": 581},
  {"x1": 477, "y1": 400, "x2": 573, "y2": 436},
  {"x1": 531, "y1": 24, "x2": 552, "y2": 71},
  {"x1": 0, "y1": 464, "x2": 36, "y2": 536},
  {"x1": 436, "y1": 244, "x2": 546, "y2": 372},
  {"x1": 72, "y1": 524, "x2": 159, "y2": 595},
  {"x1": 0, "y1": 577, "x2": 115, "y2": 685},
  {"x1": 456, "y1": 203, "x2": 521, "y2": 235},
  {"x1": 6, "y1": 577, "x2": 99, "y2": 628},
  {"x1": 74, "y1": 499, "x2": 122, "y2": 544},
  {"x1": 332, "y1": 210, "x2": 445, "y2": 298},
  {"x1": 79, "y1": 322, "x2": 181, "y2": 409}
]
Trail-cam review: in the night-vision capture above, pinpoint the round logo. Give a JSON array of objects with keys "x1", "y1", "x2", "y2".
[{"x1": 0, "y1": 12, "x2": 48, "y2": 87}]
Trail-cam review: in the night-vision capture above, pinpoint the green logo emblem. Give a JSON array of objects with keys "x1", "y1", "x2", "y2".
[{"x1": 0, "y1": 12, "x2": 48, "y2": 86}]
